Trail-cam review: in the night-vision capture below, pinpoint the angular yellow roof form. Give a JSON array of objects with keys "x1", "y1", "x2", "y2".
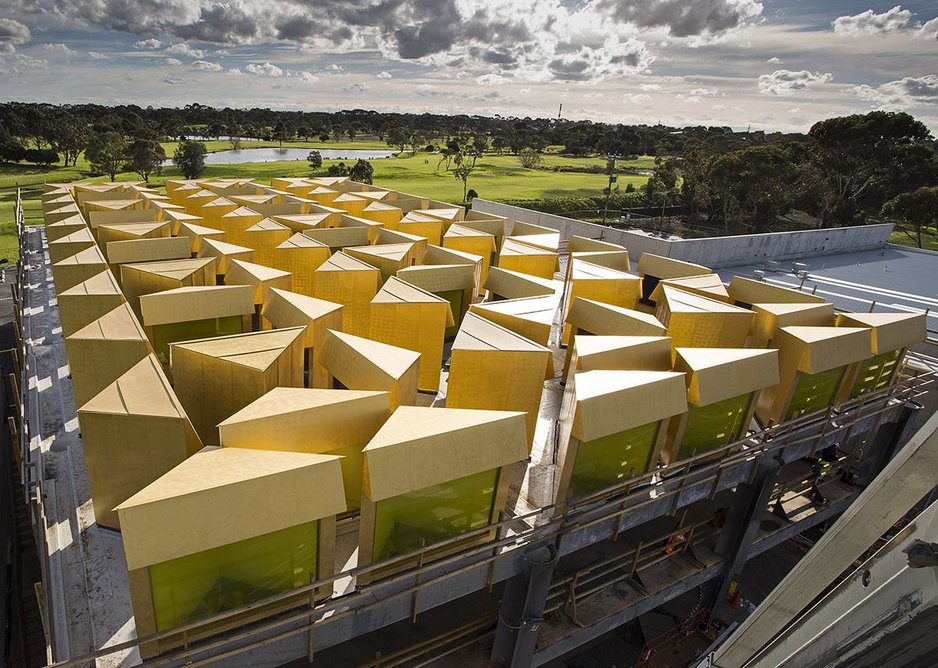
[
  {"x1": 447, "y1": 312, "x2": 551, "y2": 448},
  {"x1": 750, "y1": 302, "x2": 836, "y2": 347},
  {"x1": 727, "y1": 276, "x2": 827, "y2": 308},
  {"x1": 139, "y1": 285, "x2": 254, "y2": 327},
  {"x1": 51, "y1": 246, "x2": 110, "y2": 293},
  {"x1": 776, "y1": 325, "x2": 873, "y2": 375},
  {"x1": 566, "y1": 235, "x2": 627, "y2": 253},
  {"x1": 320, "y1": 330, "x2": 420, "y2": 410},
  {"x1": 261, "y1": 288, "x2": 343, "y2": 388},
  {"x1": 78, "y1": 354, "x2": 202, "y2": 529},
  {"x1": 345, "y1": 243, "x2": 422, "y2": 282},
  {"x1": 756, "y1": 325, "x2": 872, "y2": 425},
  {"x1": 197, "y1": 237, "x2": 255, "y2": 276},
  {"x1": 469, "y1": 295, "x2": 559, "y2": 347},
  {"x1": 651, "y1": 274, "x2": 730, "y2": 303},
  {"x1": 569, "y1": 370, "x2": 688, "y2": 442},
  {"x1": 655, "y1": 286, "x2": 754, "y2": 350},
  {"x1": 362, "y1": 405, "x2": 527, "y2": 501},
  {"x1": 571, "y1": 335, "x2": 673, "y2": 373},
  {"x1": 271, "y1": 212, "x2": 335, "y2": 232},
  {"x1": 303, "y1": 225, "x2": 370, "y2": 250},
  {"x1": 45, "y1": 215, "x2": 88, "y2": 242},
  {"x1": 566, "y1": 297, "x2": 667, "y2": 337},
  {"x1": 96, "y1": 221, "x2": 171, "y2": 247},
  {"x1": 637, "y1": 253, "x2": 710, "y2": 280},
  {"x1": 269, "y1": 233, "x2": 331, "y2": 297},
  {"x1": 116, "y1": 447, "x2": 346, "y2": 571},
  {"x1": 484, "y1": 266, "x2": 556, "y2": 301},
  {"x1": 509, "y1": 233, "x2": 562, "y2": 254},
  {"x1": 568, "y1": 250, "x2": 631, "y2": 274},
  {"x1": 48, "y1": 227, "x2": 96, "y2": 264},
  {"x1": 444, "y1": 224, "x2": 498, "y2": 294},
  {"x1": 674, "y1": 348, "x2": 779, "y2": 406},
  {"x1": 398, "y1": 213, "x2": 444, "y2": 245},
  {"x1": 224, "y1": 258, "x2": 293, "y2": 305},
  {"x1": 65, "y1": 302, "x2": 152, "y2": 409},
  {"x1": 217, "y1": 206, "x2": 264, "y2": 246},
  {"x1": 104, "y1": 238, "x2": 191, "y2": 277},
  {"x1": 562, "y1": 259, "x2": 642, "y2": 343},
  {"x1": 119, "y1": 257, "x2": 216, "y2": 316},
  {"x1": 498, "y1": 238, "x2": 558, "y2": 280},
  {"x1": 312, "y1": 252, "x2": 381, "y2": 337},
  {"x1": 170, "y1": 327, "x2": 307, "y2": 446},
  {"x1": 835, "y1": 312, "x2": 927, "y2": 355},
  {"x1": 370, "y1": 276, "x2": 455, "y2": 392},
  {"x1": 56, "y1": 270, "x2": 126, "y2": 337},
  {"x1": 219, "y1": 387, "x2": 390, "y2": 510},
  {"x1": 176, "y1": 221, "x2": 225, "y2": 253},
  {"x1": 240, "y1": 219, "x2": 292, "y2": 267}
]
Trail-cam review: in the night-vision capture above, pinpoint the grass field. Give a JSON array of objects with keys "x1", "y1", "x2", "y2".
[{"x1": 0, "y1": 149, "x2": 652, "y2": 260}]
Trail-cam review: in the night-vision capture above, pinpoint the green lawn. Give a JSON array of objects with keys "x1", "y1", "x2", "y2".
[
  {"x1": 0, "y1": 150, "x2": 654, "y2": 260},
  {"x1": 890, "y1": 227, "x2": 938, "y2": 251}
]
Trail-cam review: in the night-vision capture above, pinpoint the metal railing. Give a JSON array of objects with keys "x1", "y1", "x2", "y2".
[{"x1": 37, "y1": 361, "x2": 933, "y2": 668}]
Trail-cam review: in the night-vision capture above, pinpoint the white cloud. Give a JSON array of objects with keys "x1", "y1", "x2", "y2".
[
  {"x1": 165, "y1": 42, "x2": 205, "y2": 58},
  {"x1": 849, "y1": 74, "x2": 938, "y2": 109},
  {"x1": 597, "y1": 0, "x2": 763, "y2": 39},
  {"x1": 917, "y1": 17, "x2": 938, "y2": 40},
  {"x1": 758, "y1": 69, "x2": 832, "y2": 96},
  {"x1": 767, "y1": 56, "x2": 782, "y2": 64},
  {"x1": 227, "y1": 67, "x2": 242, "y2": 74},
  {"x1": 0, "y1": 18, "x2": 30, "y2": 54},
  {"x1": 376, "y1": 70, "x2": 392, "y2": 79},
  {"x1": 832, "y1": 6, "x2": 911, "y2": 36},
  {"x1": 300, "y1": 71, "x2": 318, "y2": 82},
  {"x1": 192, "y1": 59, "x2": 222, "y2": 72},
  {"x1": 677, "y1": 87, "x2": 718, "y2": 102},
  {"x1": 477, "y1": 73, "x2": 509, "y2": 85},
  {"x1": 88, "y1": 51, "x2": 108, "y2": 60},
  {"x1": 343, "y1": 82, "x2": 369, "y2": 93},
  {"x1": 623, "y1": 93, "x2": 651, "y2": 103},
  {"x1": 41, "y1": 43, "x2": 75, "y2": 54},
  {"x1": 639, "y1": 83, "x2": 661, "y2": 91},
  {"x1": 328, "y1": 64, "x2": 343, "y2": 71},
  {"x1": 134, "y1": 38, "x2": 162, "y2": 49},
  {"x1": 164, "y1": 57, "x2": 183, "y2": 66},
  {"x1": 246, "y1": 62, "x2": 283, "y2": 76}
]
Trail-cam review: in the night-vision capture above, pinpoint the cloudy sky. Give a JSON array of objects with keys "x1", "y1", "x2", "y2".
[{"x1": 0, "y1": 1, "x2": 936, "y2": 133}]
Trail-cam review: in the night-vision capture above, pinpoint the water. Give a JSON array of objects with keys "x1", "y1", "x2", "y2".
[{"x1": 162, "y1": 147, "x2": 396, "y2": 166}]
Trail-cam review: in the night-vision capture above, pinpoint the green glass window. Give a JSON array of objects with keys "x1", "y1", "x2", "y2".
[
  {"x1": 153, "y1": 316, "x2": 243, "y2": 365},
  {"x1": 569, "y1": 422, "x2": 658, "y2": 499},
  {"x1": 438, "y1": 289, "x2": 464, "y2": 338},
  {"x1": 149, "y1": 521, "x2": 318, "y2": 631},
  {"x1": 677, "y1": 393, "x2": 752, "y2": 461},
  {"x1": 787, "y1": 366, "x2": 846, "y2": 420},
  {"x1": 851, "y1": 350, "x2": 901, "y2": 398},
  {"x1": 372, "y1": 469, "x2": 497, "y2": 561}
]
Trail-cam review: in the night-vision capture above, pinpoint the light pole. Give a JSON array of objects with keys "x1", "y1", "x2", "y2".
[{"x1": 601, "y1": 155, "x2": 617, "y2": 225}]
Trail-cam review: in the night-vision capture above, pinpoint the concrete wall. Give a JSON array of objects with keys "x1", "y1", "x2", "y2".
[{"x1": 472, "y1": 199, "x2": 894, "y2": 268}]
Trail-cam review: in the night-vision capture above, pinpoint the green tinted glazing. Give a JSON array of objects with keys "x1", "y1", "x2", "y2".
[
  {"x1": 787, "y1": 366, "x2": 845, "y2": 420},
  {"x1": 372, "y1": 469, "x2": 497, "y2": 561},
  {"x1": 150, "y1": 521, "x2": 318, "y2": 631},
  {"x1": 677, "y1": 393, "x2": 752, "y2": 461},
  {"x1": 851, "y1": 350, "x2": 901, "y2": 398},
  {"x1": 153, "y1": 316, "x2": 243, "y2": 365},
  {"x1": 438, "y1": 289, "x2": 464, "y2": 337},
  {"x1": 569, "y1": 422, "x2": 658, "y2": 499}
]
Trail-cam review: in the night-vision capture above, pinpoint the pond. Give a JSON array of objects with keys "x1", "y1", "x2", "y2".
[{"x1": 162, "y1": 147, "x2": 397, "y2": 166}]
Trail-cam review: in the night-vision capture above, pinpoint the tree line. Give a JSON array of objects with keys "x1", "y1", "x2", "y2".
[{"x1": 0, "y1": 102, "x2": 935, "y2": 244}]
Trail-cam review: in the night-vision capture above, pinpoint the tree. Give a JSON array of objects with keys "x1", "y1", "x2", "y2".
[
  {"x1": 172, "y1": 140, "x2": 207, "y2": 179},
  {"x1": 327, "y1": 161, "x2": 350, "y2": 176},
  {"x1": 349, "y1": 159, "x2": 374, "y2": 184},
  {"x1": 882, "y1": 186, "x2": 938, "y2": 248},
  {"x1": 518, "y1": 147, "x2": 542, "y2": 169},
  {"x1": 48, "y1": 110, "x2": 89, "y2": 166},
  {"x1": 808, "y1": 111, "x2": 933, "y2": 226},
  {"x1": 307, "y1": 150, "x2": 323, "y2": 172},
  {"x1": 85, "y1": 131, "x2": 127, "y2": 181},
  {"x1": 125, "y1": 138, "x2": 166, "y2": 182},
  {"x1": 273, "y1": 121, "x2": 289, "y2": 147},
  {"x1": 453, "y1": 152, "x2": 473, "y2": 202}
]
